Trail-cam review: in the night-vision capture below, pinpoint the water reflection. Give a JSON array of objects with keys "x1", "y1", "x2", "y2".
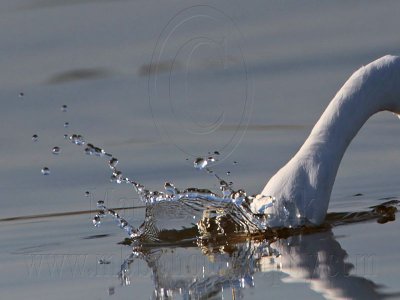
[{"x1": 117, "y1": 210, "x2": 399, "y2": 299}]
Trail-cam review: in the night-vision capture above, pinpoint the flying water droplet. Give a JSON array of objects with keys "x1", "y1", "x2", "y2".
[
  {"x1": 32, "y1": 134, "x2": 38, "y2": 142},
  {"x1": 109, "y1": 157, "x2": 118, "y2": 169},
  {"x1": 85, "y1": 143, "x2": 109, "y2": 157},
  {"x1": 194, "y1": 157, "x2": 208, "y2": 170},
  {"x1": 61, "y1": 105, "x2": 68, "y2": 112},
  {"x1": 19, "y1": 92, "x2": 24, "y2": 98},
  {"x1": 93, "y1": 215, "x2": 101, "y2": 227},
  {"x1": 69, "y1": 134, "x2": 85, "y2": 145},
  {"x1": 41, "y1": 167, "x2": 50, "y2": 175},
  {"x1": 52, "y1": 146, "x2": 61, "y2": 155},
  {"x1": 226, "y1": 171, "x2": 231, "y2": 176},
  {"x1": 84, "y1": 191, "x2": 90, "y2": 197},
  {"x1": 64, "y1": 122, "x2": 69, "y2": 128},
  {"x1": 111, "y1": 170, "x2": 124, "y2": 184},
  {"x1": 63, "y1": 134, "x2": 68, "y2": 139}
]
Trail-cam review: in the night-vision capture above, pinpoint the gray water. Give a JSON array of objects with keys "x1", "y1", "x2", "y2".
[{"x1": 1, "y1": 1, "x2": 400, "y2": 299}]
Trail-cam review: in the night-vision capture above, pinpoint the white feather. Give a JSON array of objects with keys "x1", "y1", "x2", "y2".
[{"x1": 252, "y1": 55, "x2": 400, "y2": 227}]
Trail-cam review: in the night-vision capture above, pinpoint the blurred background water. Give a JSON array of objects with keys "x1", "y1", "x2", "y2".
[{"x1": 1, "y1": 1, "x2": 400, "y2": 299}]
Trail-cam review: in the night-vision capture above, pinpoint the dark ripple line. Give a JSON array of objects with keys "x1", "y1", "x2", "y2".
[{"x1": 0, "y1": 206, "x2": 145, "y2": 223}]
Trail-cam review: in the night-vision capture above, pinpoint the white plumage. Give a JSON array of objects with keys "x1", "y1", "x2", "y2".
[{"x1": 252, "y1": 55, "x2": 400, "y2": 227}]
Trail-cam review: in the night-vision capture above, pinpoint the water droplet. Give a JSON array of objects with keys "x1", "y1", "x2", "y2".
[
  {"x1": 109, "y1": 157, "x2": 118, "y2": 168},
  {"x1": 19, "y1": 92, "x2": 24, "y2": 98},
  {"x1": 207, "y1": 156, "x2": 216, "y2": 162},
  {"x1": 69, "y1": 134, "x2": 85, "y2": 145},
  {"x1": 41, "y1": 167, "x2": 50, "y2": 175},
  {"x1": 119, "y1": 219, "x2": 128, "y2": 228},
  {"x1": 85, "y1": 143, "x2": 108, "y2": 157},
  {"x1": 32, "y1": 134, "x2": 38, "y2": 142},
  {"x1": 233, "y1": 161, "x2": 238, "y2": 165},
  {"x1": 84, "y1": 191, "x2": 90, "y2": 197},
  {"x1": 61, "y1": 105, "x2": 67, "y2": 112},
  {"x1": 64, "y1": 122, "x2": 69, "y2": 128},
  {"x1": 194, "y1": 157, "x2": 208, "y2": 170},
  {"x1": 93, "y1": 215, "x2": 101, "y2": 227},
  {"x1": 214, "y1": 151, "x2": 220, "y2": 155},
  {"x1": 226, "y1": 171, "x2": 231, "y2": 176},
  {"x1": 52, "y1": 146, "x2": 61, "y2": 155},
  {"x1": 63, "y1": 134, "x2": 68, "y2": 139},
  {"x1": 111, "y1": 170, "x2": 125, "y2": 184}
]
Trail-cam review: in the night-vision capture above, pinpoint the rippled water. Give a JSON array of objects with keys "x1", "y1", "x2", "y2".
[
  {"x1": 2, "y1": 1, "x2": 400, "y2": 299},
  {"x1": 59, "y1": 126, "x2": 399, "y2": 299}
]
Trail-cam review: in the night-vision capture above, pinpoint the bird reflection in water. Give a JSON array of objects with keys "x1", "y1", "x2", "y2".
[{"x1": 115, "y1": 201, "x2": 399, "y2": 299}]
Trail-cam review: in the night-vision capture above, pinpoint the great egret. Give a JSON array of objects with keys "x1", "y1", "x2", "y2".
[{"x1": 252, "y1": 55, "x2": 400, "y2": 227}]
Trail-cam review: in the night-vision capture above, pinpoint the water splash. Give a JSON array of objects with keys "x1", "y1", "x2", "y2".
[
  {"x1": 62, "y1": 133, "x2": 275, "y2": 242},
  {"x1": 57, "y1": 120, "x2": 323, "y2": 243}
]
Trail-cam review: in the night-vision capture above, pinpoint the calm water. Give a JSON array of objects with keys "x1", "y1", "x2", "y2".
[{"x1": 1, "y1": 1, "x2": 400, "y2": 299}]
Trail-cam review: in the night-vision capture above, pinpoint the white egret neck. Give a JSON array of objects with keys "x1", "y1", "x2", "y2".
[{"x1": 253, "y1": 55, "x2": 400, "y2": 227}]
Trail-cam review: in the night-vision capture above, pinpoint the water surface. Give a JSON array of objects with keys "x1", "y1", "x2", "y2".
[{"x1": 1, "y1": 1, "x2": 400, "y2": 299}]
